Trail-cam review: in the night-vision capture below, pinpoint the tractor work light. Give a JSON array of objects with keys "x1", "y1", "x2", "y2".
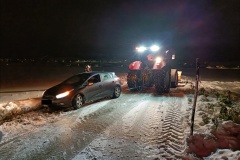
[
  {"x1": 150, "y1": 45, "x2": 160, "y2": 52},
  {"x1": 136, "y1": 46, "x2": 147, "y2": 52},
  {"x1": 155, "y1": 57, "x2": 162, "y2": 64}
]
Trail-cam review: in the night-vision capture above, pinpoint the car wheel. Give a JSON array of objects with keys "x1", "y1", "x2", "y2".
[
  {"x1": 72, "y1": 94, "x2": 84, "y2": 109},
  {"x1": 112, "y1": 86, "x2": 121, "y2": 98}
]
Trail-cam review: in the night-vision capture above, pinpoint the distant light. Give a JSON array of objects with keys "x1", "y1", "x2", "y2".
[
  {"x1": 150, "y1": 45, "x2": 160, "y2": 52},
  {"x1": 136, "y1": 46, "x2": 147, "y2": 52}
]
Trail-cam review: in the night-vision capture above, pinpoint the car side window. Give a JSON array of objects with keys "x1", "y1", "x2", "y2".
[
  {"x1": 89, "y1": 74, "x2": 100, "y2": 83},
  {"x1": 102, "y1": 73, "x2": 111, "y2": 81}
]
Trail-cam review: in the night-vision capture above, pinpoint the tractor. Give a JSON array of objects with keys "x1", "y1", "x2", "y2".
[{"x1": 127, "y1": 45, "x2": 178, "y2": 94}]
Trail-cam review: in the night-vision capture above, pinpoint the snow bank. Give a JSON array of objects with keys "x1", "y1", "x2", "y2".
[
  {"x1": 0, "y1": 98, "x2": 41, "y2": 122},
  {"x1": 207, "y1": 149, "x2": 240, "y2": 160},
  {"x1": 186, "y1": 121, "x2": 240, "y2": 157},
  {"x1": 0, "y1": 91, "x2": 44, "y2": 103}
]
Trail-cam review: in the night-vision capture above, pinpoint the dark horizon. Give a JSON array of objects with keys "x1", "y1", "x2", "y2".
[{"x1": 1, "y1": 0, "x2": 239, "y2": 62}]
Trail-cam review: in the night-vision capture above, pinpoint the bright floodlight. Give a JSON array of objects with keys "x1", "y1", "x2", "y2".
[
  {"x1": 136, "y1": 46, "x2": 147, "y2": 52},
  {"x1": 155, "y1": 56, "x2": 162, "y2": 64},
  {"x1": 150, "y1": 45, "x2": 160, "y2": 52}
]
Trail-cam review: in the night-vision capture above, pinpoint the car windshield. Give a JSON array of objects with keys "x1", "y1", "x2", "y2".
[{"x1": 62, "y1": 74, "x2": 91, "y2": 85}]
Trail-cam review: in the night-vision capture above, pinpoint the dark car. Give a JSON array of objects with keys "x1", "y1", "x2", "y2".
[{"x1": 42, "y1": 71, "x2": 121, "y2": 109}]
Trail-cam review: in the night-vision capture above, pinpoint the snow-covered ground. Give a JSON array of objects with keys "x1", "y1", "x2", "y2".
[{"x1": 0, "y1": 65, "x2": 240, "y2": 159}]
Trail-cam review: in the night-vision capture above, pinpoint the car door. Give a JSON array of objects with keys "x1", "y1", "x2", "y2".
[
  {"x1": 83, "y1": 74, "x2": 103, "y2": 101},
  {"x1": 100, "y1": 73, "x2": 115, "y2": 96}
]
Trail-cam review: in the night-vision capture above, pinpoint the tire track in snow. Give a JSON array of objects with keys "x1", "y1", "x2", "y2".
[
  {"x1": 139, "y1": 96, "x2": 166, "y2": 149},
  {"x1": 128, "y1": 96, "x2": 187, "y2": 160},
  {"x1": 156, "y1": 97, "x2": 186, "y2": 159}
]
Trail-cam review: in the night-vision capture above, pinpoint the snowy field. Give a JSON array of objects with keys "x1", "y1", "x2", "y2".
[{"x1": 0, "y1": 64, "x2": 240, "y2": 159}]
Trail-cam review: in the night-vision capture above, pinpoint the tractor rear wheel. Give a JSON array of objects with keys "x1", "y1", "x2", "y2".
[
  {"x1": 142, "y1": 69, "x2": 153, "y2": 87},
  {"x1": 154, "y1": 69, "x2": 170, "y2": 94},
  {"x1": 127, "y1": 70, "x2": 143, "y2": 91},
  {"x1": 127, "y1": 71, "x2": 137, "y2": 90},
  {"x1": 171, "y1": 69, "x2": 178, "y2": 88}
]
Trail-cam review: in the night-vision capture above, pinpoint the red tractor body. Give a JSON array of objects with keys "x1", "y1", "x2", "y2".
[{"x1": 127, "y1": 46, "x2": 178, "y2": 94}]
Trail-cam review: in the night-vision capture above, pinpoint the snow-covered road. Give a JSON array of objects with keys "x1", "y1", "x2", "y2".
[{"x1": 0, "y1": 86, "x2": 191, "y2": 160}]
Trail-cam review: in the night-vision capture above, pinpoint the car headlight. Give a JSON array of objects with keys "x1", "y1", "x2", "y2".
[
  {"x1": 155, "y1": 57, "x2": 162, "y2": 64},
  {"x1": 56, "y1": 90, "x2": 73, "y2": 99}
]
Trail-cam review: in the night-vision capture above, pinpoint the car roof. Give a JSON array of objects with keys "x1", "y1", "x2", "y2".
[{"x1": 76, "y1": 71, "x2": 115, "y2": 76}]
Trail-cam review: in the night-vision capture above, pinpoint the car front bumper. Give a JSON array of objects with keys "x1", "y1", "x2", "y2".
[{"x1": 41, "y1": 96, "x2": 72, "y2": 108}]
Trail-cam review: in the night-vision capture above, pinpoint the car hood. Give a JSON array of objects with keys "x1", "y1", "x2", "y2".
[{"x1": 44, "y1": 83, "x2": 84, "y2": 95}]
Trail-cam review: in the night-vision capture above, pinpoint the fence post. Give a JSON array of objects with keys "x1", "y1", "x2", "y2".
[{"x1": 190, "y1": 58, "x2": 200, "y2": 136}]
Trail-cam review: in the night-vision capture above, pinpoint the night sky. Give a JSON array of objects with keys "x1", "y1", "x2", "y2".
[{"x1": 1, "y1": 0, "x2": 239, "y2": 62}]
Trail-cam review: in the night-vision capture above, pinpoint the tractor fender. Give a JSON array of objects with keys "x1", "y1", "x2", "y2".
[{"x1": 129, "y1": 61, "x2": 142, "y2": 70}]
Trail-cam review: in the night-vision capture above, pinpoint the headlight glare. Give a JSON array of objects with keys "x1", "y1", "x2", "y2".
[
  {"x1": 155, "y1": 57, "x2": 162, "y2": 64},
  {"x1": 150, "y1": 45, "x2": 160, "y2": 52},
  {"x1": 56, "y1": 90, "x2": 72, "y2": 99},
  {"x1": 136, "y1": 46, "x2": 147, "y2": 52}
]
